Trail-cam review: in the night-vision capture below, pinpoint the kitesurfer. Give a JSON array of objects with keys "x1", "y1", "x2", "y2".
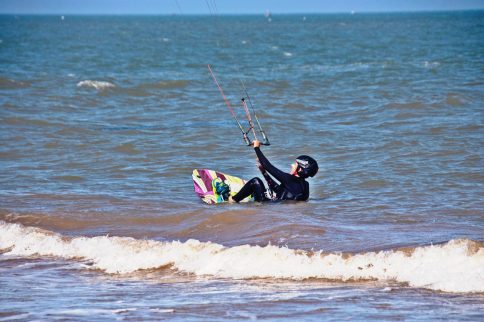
[{"x1": 226, "y1": 139, "x2": 318, "y2": 202}]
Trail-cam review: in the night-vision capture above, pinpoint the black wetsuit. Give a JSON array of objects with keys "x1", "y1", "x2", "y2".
[{"x1": 232, "y1": 147, "x2": 309, "y2": 202}]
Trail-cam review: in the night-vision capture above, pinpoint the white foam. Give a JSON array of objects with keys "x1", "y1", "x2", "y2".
[
  {"x1": 423, "y1": 61, "x2": 441, "y2": 69},
  {"x1": 1, "y1": 221, "x2": 482, "y2": 293},
  {"x1": 149, "y1": 308, "x2": 175, "y2": 313},
  {"x1": 77, "y1": 80, "x2": 116, "y2": 90}
]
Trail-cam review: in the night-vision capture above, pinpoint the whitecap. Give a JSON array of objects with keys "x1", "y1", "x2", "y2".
[
  {"x1": 283, "y1": 52, "x2": 293, "y2": 57},
  {"x1": 149, "y1": 308, "x2": 175, "y2": 313},
  {"x1": 77, "y1": 80, "x2": 116, "y2": 90},
  {"x1": 423, "y1": 61, "x2": 440, "y2": 69}
]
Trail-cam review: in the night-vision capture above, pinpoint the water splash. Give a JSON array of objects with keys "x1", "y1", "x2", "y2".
[{"x1": 1, "y1": 221, "x2": 482, "y2": 293}]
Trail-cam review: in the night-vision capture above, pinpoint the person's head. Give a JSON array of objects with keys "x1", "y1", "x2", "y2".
[{"x1": 291, "y1": 155, "x2": 318, "y2": 178}]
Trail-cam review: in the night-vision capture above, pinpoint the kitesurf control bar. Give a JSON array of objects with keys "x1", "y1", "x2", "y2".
[{"x1": 208, "y1": 64, "x2": 270, "y2": 146}]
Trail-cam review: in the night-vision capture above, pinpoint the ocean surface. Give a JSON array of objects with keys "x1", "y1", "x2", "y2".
[{"x1": 1, "y1": 11, "x2": 483, "y2": 320}]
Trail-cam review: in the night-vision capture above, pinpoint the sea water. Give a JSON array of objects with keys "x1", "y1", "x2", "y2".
[{"x1": 0, "y1": 12, "x2": 483, "y2": 320}]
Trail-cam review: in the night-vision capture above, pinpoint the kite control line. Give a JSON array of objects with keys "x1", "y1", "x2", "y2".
[
  {"x1": 239, "y1": 79, "x2": 270, "y2": 146},
  {"x1": 208, "y1": 65, "x2": 270, "y2": 146},
  {"x1": 207, "y1": 64, "x2": 250, "y2": 145}
]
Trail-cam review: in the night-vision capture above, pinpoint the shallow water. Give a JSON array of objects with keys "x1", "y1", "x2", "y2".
[{"x1": 1, "y1": 12, "x2": 483, "y2": 320}]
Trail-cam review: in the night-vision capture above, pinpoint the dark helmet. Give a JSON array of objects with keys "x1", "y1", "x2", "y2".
[{"x1": 296, "y1": 155, "x2": 318, "y2": 178}]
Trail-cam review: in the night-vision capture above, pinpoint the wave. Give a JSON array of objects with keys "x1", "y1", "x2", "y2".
[
  {"x1": 116, "y1": 80, "x2": 190, "y2": 97},
  {"x1": 136, "y1": 80, "x2": 189, "y2": 90},
  {"x1": 445, "y1": 93, "x2": 465, "y2": 107},
  {"x1": 0, "y1": 221, "x2": 482, "y2": 294},
  {"x1": 77, "y1": 80, "x2": 116, "y2": 90},
  {"x1": 384, "y1": 101, "x2": 426, "y2": 110},
  {"x1": 0, "y1": 77, "x2": 31, "y2": 89},
  {"x1": 422, "y1": 61, "x2": 441, "y2": 69},
  {"x1": 112, "y1": 142, "x2": 141, "y2": 155},
  {"x1": 75, "y1": 79, "x2": 188, "y2": 96},
  {"x1": 300, "y1": 63, "x2": 372, "y2": 75},
  {"x1": 2, "y1": 117, "x2": 60, "y2": 127}
]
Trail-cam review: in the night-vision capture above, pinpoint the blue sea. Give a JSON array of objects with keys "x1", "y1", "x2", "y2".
[{"x1": 1, "y1": 12, "x2": 483, "y2": 320}]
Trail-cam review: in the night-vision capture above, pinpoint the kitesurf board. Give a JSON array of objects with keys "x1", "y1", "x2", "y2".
[{"x1": 192, "y1": 169, "x2": 252, "y2": 204}]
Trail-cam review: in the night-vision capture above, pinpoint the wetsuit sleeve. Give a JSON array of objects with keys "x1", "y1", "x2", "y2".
[{"x1": 254, "y1": 147, "x2": 294, "y2": 184}]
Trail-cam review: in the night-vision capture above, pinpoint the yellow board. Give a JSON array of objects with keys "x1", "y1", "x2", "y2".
[{"x1": 192, "y1": 169, "x2": 252, "y2": 204}]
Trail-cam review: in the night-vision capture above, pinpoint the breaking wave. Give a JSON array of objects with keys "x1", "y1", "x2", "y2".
[
  {"x1": 0, "y1": 221, "x2": 482, "y2": 294},
  {"x1": 77, "y1": 80, "x2": 116, "y2": 90}
]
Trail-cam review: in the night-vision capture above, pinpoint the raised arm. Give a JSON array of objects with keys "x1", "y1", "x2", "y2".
[{"x1": 254, "y1": 146, "x2": 293, "y2": 184}]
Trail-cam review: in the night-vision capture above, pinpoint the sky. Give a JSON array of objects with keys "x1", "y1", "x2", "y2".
[{"x1": 0, "y1": 0, "x2": 483, "y2": 15}]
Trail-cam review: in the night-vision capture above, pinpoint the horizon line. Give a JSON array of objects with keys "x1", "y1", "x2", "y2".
[{"x1": 1, "y1": 8, "x2": 483, "y2": 16}]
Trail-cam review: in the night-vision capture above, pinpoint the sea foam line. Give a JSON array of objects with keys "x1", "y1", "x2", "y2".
[{"x1": 0, "y1": 221, "x2": 482, "y2": 293}]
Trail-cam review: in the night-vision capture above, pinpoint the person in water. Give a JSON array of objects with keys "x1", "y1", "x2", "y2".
[{"x1": 225, "y1": 139, "x2": 318, "y2": 202}]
